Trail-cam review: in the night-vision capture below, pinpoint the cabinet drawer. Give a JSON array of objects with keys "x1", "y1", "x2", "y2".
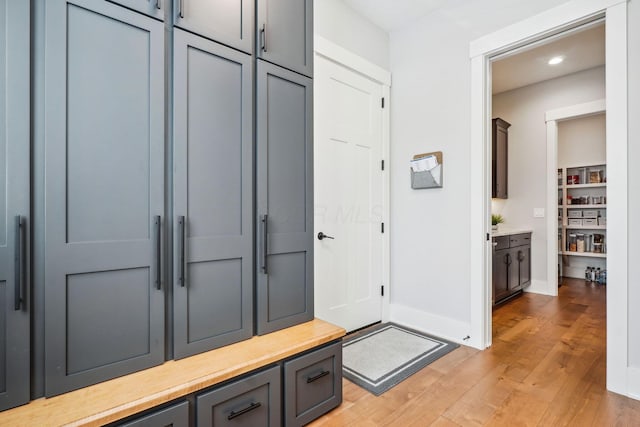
[
  {"x1": 117, "y1": 401, "x2": 189, "y2": 427},
  {"x1": 196, "y1": 366, "x2": 281, "y2": 427},
  {"x1": 284, "y1": 342, "x2": 342, "y2": 426},
  {"x1": 509, "y1": 233, "x2": 531, "y2": 247},
  {"x1": 493, "y1": 236, "x2": 510, "y2": 250}
]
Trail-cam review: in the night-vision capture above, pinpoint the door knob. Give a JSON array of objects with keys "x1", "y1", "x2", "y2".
[{"x1": 317, "y1": 232, "x2": 334, "y2": 240}]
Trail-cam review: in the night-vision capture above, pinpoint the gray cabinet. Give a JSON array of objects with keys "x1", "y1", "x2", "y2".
[
  {"x1": 109, "y1": 0, "x2": 164, "y2": 20},
  {"x1": 173, "y1": 0, "x2": 253, "y2": 54},
  {"x1": 118, "y1": 401, "x2": 189, "y2": 427},
  {"x1": 492, "y1": 118, "x2": 510, "y2": 199},
  {"x1": 256, "y1": 60, "x2": 314, "y2": 335},
  {"x1": 492, "y1": 233, "x2": 531, "y2": 305},
  {"x1": 256, "y1": 0, "x2": 313, "y2": 77},
  {"x1": 284, "y1": 342, "x2": 342, "y2": 427},
  {"x1": 44, "y1": 0, "x2": 166, "y2": 396},
  {"x1": 0, "y1": 0, "x2": 30, "y2": 411},
  {"x1": 196, "y1": 366, "x2": 281, "y2": 427},
  {"x1": 172, "y1": 29, "x2": 253, "y2": 359}
]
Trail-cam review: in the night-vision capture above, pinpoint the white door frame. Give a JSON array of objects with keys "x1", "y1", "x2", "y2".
[
  {"x1": 469, "y1": 0, "x2": 629, "y2": 396},
  {"x1": 545, "y1": 99, "x2": 606, "y2": 297},
  {"x1": 313, "y1": 36, "x2": 392, "y2": 324}
]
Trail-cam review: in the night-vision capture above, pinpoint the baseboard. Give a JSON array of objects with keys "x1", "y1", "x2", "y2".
[
  {"x1": 627, "y1": 366, "x2": 640, "y2": 400},
  {"x1": 524, "y1": 279, "x2": 556, "y2": 296},
  {"x1": 389, "y1": 303, "x2": 472, "y2": 347}
]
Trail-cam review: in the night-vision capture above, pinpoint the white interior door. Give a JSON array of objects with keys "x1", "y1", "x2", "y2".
[{"x1": 314, "y1": 54, "x2": 384, "y2": 332}]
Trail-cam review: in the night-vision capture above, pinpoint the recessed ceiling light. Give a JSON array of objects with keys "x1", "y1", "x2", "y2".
[{"x1": 548, "y1": 56, "x2": 565, "y2": 65}]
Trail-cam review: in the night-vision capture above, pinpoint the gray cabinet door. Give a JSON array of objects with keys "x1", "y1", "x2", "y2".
[
  {"x1": 118, "y1": 401, "x2": 189, "y2": 427},
  {"x1": 44, "y1": 0, "x2": 165, "y2": 396},
  {"x1": 0, "y1": 0, "x2": 30, "y2": 411},
  {"x1": 256, "y1": 0, "x2": 313, "y2": 77},
  {"x1": 172, "y1": 29, "x2": 253, "y2": 359},
  {"x1": 518, "y1": 246, "x2": 531, "y2": 288},
  {"x1": 196, "y1": 366, "x2": 281, "y2": 427},
  {"x1": 493, "y1": 248, "x2": 509, "y2": 303},
  {"x1": 109, "y1": 0, "x2": 164, "y2": 20},
  {"x1": 256, "y1": 61, "x2": 313, "y2": 335},
  {"x1": 174, "y1": 0, "x2": 253, "y2": 54}
]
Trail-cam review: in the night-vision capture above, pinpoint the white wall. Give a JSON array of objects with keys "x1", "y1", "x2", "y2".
[
  {"x1": 557, "y1": 113, "x2": 606, "y2": 166},
  {"x1": 491, "y1": 67, "x2": 605, "y2": 289},
  {"x1": 627, "y1": 0, "x2": 640, "y2": 370},
  {"x1": 314, "y1": 0, "x2": 390, "y2": 70},
  {"x1": 387, "y1": 0, "x2": 574, "y2": 342}
]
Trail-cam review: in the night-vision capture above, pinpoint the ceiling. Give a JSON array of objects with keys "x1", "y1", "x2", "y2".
[
  {"x1": 343, "y1": 0, "x2": 448, "y2": 33},
  {"x1": 491, "y1": 24, "x2": 605, "y2": 94},
  {"x1": 343, "y1": 1, "x2": 605, "y2": 94}
]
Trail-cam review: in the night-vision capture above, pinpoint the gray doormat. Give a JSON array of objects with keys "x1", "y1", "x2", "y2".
[{"x1": 342, "y1": 323, "x2": 459, "y2": 396}]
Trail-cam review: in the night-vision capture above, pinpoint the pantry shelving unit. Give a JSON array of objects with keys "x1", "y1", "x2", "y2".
[{"x1": 557, "y1": 163, "x2": 607, "y2": 278}]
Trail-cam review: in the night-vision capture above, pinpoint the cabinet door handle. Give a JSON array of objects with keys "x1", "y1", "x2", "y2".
[
  {"x1": 178, "y1": 216, "x2": 186, "y2": 287},
  {"x1": 14, "y1": 216, "x2": 25, "y2": 311},
  {"x1": 306, "y1": 370, "x2": 330, "y2": 383},
  {"x1": 261, "y1": 214, "x2": 268, "y2": 274},
  {"x1": 153, "y1": 216, "x2": 161, "y2": 290},
  {"x1": 177, "y1": 0, "x2": 184, "y2": 18},
  {"x1": 156, "y1": 0, "x2": 161, "y2": 9},
  {"x1": 260, "y1": 23, "x2": 267, "y2": 52},
  {"x1": 227, "y1": 402, "x2": 262, "y2": 420},
  {"x1": 505, "y1": 253, "x2": 512, "y2": 266},
  {"x1": 518, "y1": 250, "x2": 525, "y2": 262}
]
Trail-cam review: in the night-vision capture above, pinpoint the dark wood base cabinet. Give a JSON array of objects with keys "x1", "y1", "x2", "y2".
[{"x1": 492, "y1": 233, "x2": 531, "y2": 305}]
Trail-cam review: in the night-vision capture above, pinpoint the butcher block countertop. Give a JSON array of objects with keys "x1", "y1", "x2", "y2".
[{"x1": 0, "y1": 319, "x2": 346, "y2": 427}]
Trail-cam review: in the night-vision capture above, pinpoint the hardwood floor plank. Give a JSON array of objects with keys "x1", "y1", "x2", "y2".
[{"x1": 309, "y1": 279, "x2": 640, "y2": 426}]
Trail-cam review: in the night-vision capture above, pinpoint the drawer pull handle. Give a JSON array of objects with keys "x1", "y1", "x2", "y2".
[
  {"x1": 227, "y1": 402, "x2": 262, "y2": 420},
  {"x1": 306, "y1": 370, "x2": 330, "y2": 383}
]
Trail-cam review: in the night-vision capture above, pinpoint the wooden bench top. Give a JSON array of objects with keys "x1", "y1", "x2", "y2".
[{"x1": 0, "y1": 319, "x2": 345, "y2": 426}]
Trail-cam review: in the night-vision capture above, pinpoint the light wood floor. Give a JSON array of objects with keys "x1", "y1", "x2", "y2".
[{"x1": 309, "y1": 278, "x2": 640, "y2": 426}]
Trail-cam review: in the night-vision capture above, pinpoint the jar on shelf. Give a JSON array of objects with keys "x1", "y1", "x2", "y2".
[
  {"x1": 568, "y1": 233, "x2": 577, "y2": 252},
  {"x1": 576, "y1": 233, "x2": 585, "y2": 252}
]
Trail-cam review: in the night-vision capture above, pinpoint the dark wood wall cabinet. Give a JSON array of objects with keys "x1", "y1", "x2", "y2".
[
  {"x1": 492, "y1": 118, "x2": 511, "y2": 199},
  {"x1": 492, "y1": 232, "x2": 531, "y2": 305}
]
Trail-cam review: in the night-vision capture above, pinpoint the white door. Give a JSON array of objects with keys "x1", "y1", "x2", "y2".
[{"x1": 314, "y1": 54, "x2": 384, "y2": 332}]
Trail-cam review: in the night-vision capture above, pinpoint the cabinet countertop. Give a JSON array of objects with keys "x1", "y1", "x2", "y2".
[
  {"x1": 0, "y1": 319, "x2": 346, "y2": 427},
  {"x1": 492, "y1": 227, "x2": 533, "y2": 237}
]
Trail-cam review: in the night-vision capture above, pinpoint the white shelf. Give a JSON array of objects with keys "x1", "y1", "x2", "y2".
[
  {"x1": 563, "y1": 225, "x2": 606, "y2": 230},
  {"x1": 566, "y1": 183, "x2": 606, "y2": 189},
  {"x1": 561, "y1": 251, "x2": 607, "y2": 259},
  {"x1": 565, "y1": 204, "x2": 606, "y2": 209}
]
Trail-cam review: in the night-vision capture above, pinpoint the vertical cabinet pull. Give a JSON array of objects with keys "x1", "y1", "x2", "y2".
[
  {"x1": 261, "y1": 214, "x2": 268, "y2": 274},
  {"x1": 178, "y1": 216, "x2": 186, "y2": 286},
  {"x1": 177, "y1": 0, "x2": 184, "y2": 18},
  {"x1": 260, "y1": 23, "x2": 267, "y2": 52},
  {"x1": 14, "y1": 216, "x2": 24, "y2": 311},
  {"x1": 227, "y1": 402, "x2": 262, "y2": 420},
  {"x1": 156, "y1": 0, "x2": 161, "y2": 9},
  {"x1": 153, "y1": 216, "x2": 161, "y2": 290}
]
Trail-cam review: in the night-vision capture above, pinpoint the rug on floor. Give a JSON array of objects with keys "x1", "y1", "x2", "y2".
[{"x1": 342, "y1": 323, "x2": 459, "y2": 396}]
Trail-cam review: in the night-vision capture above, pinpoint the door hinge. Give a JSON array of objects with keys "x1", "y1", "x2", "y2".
[
  {"x1": 381, "y1": 285, "x2": 384, "y2": 296},
  {"x1": 381, "y1": 223, "x2": 385, "y2": 233},
  {"x1": 381, "y1": 97, "x2": 385, "y2": 108},
  {"x1": 381, "y1": 160, "x2": 385, "y2": 171}
]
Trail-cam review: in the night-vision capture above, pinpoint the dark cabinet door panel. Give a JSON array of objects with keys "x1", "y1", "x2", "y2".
[
  {"x1": 174, "y1": 0, "x2": 253, "y2": 54},
  {"x1": 256, "y1": 0, "x2": 313, "y2": 76},
  {"x1": 173, "y1": 29, "x2": 253, "y2": 359},
  {"x1": 0, "y1": 0, "x2": 30, "y2": 411},
  {"x1": 256, "y1": 60, "x2": 313, "y2": 335},
  {"x1": 44, "y1": 0, "x2": 165, "y2": 396}
]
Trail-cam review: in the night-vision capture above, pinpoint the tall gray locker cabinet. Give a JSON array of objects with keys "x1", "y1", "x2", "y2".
[
  {"x1": 44, "y1": 0, "x2": 166, "y2": 396},
  {"x1": 256, "y1": 60, "x2": 314, "y2": 335},
  {"x1": 0, "y1": 0, "x2": 30, "y2": 411},
  {"x1": 256, "y1": 0, "x2": 313, "y2": 77},
  {"x1": 173, "y1": 29, "x2": 253, "y2": 359}
]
